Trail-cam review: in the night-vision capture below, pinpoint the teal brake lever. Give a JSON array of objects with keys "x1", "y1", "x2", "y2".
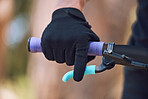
[
  {"x1": 62, "y1": 65, "x2": 96, "y2": 82},
  {"x1": 62, "y1": 56, "x2": 116, "y2": 82}
]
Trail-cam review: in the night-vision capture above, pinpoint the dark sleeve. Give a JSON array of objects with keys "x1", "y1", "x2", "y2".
[{"x1": 129, "y1": 0, "x2": 148, "y2": 47}]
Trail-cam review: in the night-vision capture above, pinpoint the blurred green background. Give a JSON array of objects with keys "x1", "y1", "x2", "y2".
[
  {"x1": 6, "y1": 0, "x2": 31, "y2": 80},
  {"x1": 0, "y1": 0, "x2": 34, "y2": 99}
]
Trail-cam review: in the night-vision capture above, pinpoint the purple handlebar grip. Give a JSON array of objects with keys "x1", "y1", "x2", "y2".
[{"x1": 28, "y1": 37, "x2": 105, "y2": 56}]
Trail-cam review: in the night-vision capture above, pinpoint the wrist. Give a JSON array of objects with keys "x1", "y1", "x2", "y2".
[
  {"x1": 51, "y1": 8, "x2": 86, "y2": 22},
  {"x1": 55, "y1": 0, "x2": 84, "y2": 11}
]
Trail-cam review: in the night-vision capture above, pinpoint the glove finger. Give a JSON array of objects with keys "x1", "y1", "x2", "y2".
[
  {"x1": 87, "y1": 56, "x2": 96, "y2": 63},
  {"x1": 65, "y1": 49, "x2": 75, "y2": 66},
  {"x1": 74, "y1": 41, "x2": 88, "y2": 82},
  {"x1": 53, "y1": 49, "x2": 65, "y2": 63},
  {"x1": 42, "y1": 47, "x2": 55, "y2": 61}
]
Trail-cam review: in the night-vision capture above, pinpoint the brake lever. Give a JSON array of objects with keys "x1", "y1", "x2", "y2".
[{"x1": 62, "y1": 57, "x2": 115, "y2": 82}]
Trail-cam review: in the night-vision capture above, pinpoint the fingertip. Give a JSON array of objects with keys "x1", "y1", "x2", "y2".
[
  {"x1": 73, "y1": 75, "x2": 83, "y2": 82},
  {"x1": 66, "y1": 62, "x2": 74, "y2": 66},
  {"x1": 73, "y1": 65, "x2": 85, "y2": 82}
]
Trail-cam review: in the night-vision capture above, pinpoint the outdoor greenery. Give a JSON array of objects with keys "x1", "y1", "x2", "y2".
[{"x1": 6, "y1": 0, "x2": 32, "y2": 80}]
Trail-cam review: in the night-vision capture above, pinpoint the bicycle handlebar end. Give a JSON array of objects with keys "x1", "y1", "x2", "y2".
[
  {"x1": 27, "y1": 38, "x2": 31, "y2": 52},
  {"x1": 27, "y1": 37, "x2": 42, "y2": 53}
]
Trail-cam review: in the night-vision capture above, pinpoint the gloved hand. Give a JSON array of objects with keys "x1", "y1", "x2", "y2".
[{"x1": 41, "y1": 8, "x2": 100, "y2": 82}]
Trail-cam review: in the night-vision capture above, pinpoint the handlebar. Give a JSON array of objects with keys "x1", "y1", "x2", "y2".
[
  {"x1": 27, "y1": 37, "x2": 148, "y2": 82},
  {"x1": 27, "y1": 37, "x2": 105, "y2": 56},
  {"x1": 27, "y1": 37, "x2": 105, "y2": 82}
]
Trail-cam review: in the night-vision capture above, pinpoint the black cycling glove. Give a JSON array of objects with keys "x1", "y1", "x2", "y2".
[{"x1": 41, "y1": 8, "x2": 100, "y2": 82}]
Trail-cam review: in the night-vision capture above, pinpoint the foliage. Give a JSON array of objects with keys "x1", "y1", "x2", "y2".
[{"x1": 6, "y1": 0, "x2": 32, "y2": 80}]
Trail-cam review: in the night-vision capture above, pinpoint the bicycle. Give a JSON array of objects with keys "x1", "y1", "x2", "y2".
[{"x1": 27, "y1": 37, "x2": 148, "y2": 82}]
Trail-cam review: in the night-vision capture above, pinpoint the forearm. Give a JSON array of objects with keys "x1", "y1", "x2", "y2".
[{"x1": 55, "y1": 0, "x2": 85, "y2": 11}]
